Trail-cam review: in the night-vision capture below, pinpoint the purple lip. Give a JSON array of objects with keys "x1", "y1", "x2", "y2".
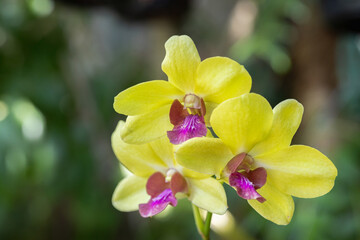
[
  {"x1": 139, "y1": 171, "x2": 188, "y2": 217},
  {"x1": 167, "y1": 114, "x2": 207, "y2": 144},
  {"x1": 139, "y1": 188, "x2": 177, "y2": 218},
  {"x1": 229, "y1": 170, "x2": 266, "y2": 203},
  {"x1": 167, "y1": 99, "x2": 207, "y2": 145}
]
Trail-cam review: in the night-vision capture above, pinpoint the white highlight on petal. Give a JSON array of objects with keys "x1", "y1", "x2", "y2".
[{"x1": 210, "y1": 211, "x2": 236, "y2": 234}]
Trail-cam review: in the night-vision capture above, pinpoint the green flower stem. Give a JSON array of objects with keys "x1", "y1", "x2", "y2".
[
  {"x1": 203, "y1": 211, "x2": 213, "y2": 239},
  {"x1": 192, "y1": 205, "x2": 204, "y2": 238},
  {"x1": 192, "y1": 204, "x2": 213, "y2": 240}
]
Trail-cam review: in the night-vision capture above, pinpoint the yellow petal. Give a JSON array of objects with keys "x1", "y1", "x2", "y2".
[
  {"x1": 112, "y1": 175, "x2": 149, "y2": 212},
  {"x1": 112, "y1": 121, "x2": 167, "y2": 177},
  {"x1": 161, "y1": 35, "x2": 201, "y2": 92},
  {"x1": 195, "y1": 57, "x2": 251, "y2": 104},
  {"x1": 210, "y1": 93, "x2": 273, "y2": 154},
  {"x1": 248, "y1": 180, "x2": 294, "y2": 225},
  {"x1": 114, "y1": 80, "x2": 183, "y2": 116},
  {"x1": 181, "y1": 167, "x2": 212, "y2": 179},
  {"x1": 204, "y1": 101, "x2": 218, "y2": 126},
  {"x1": 121, "y1": 104, "x2": 172, "y2": 144},
  {"x1": 175, "y1": 137, "x2": 234, "y2": 177},
  {"x1": 149, "y1": 136, "x2": 175, "y2": 167},
  {"x1": 188, "y1": 178, "x2": 228, "y2": 214},
  {"x1": 249, "y1": 99, "x2": 304, "y2": 156},
  {"x1": 255, "y1": 145, "x2": 338, "y2": 198}
]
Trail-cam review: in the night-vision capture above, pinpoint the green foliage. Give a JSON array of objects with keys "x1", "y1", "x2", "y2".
[{"x1": 230, "y1": 0, "x2": 308, "y2": 74}]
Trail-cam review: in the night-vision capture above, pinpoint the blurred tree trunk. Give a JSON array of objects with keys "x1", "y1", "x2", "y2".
[{"x1": 289, "y1": 2, "x2": 338, "y2": 152}]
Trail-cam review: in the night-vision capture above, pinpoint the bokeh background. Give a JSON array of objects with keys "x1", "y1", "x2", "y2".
[{"x1": 0, "y1": 0, "x2": 359, "y2": 239}]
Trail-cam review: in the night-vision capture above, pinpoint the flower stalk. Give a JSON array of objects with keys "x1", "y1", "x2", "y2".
[
  {"x1": 203, "y1": 211, "x2": 213, "y2": 239},
  {"x1": 192, "y1": 204, "x2": 213, "y2": 240}
]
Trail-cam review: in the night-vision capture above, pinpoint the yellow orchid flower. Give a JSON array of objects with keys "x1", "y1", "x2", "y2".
[
  {"x1": 175, "y1": 93, "x2": 338, "y2": 225},
  {"x1": 114, "y1": 35, "x2": 251, "y2": 144},
  {"x1": 111, "y1": 121, "x2": 227, "y2": 217}
]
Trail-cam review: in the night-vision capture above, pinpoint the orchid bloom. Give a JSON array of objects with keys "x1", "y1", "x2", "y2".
[
  {"x1": 175, "y1": 93, "x2": 337, "y2": 225},
  {"x1": 113, "y1": 35, "x2": 251, "y2": 145},
  {"x1": 111, "y1": 121, "x2": 227, "y2": 217}
]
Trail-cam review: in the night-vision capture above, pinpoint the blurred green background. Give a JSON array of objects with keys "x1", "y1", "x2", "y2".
[{"x1": 0, "y1": 0, "x2": 359, "y2": 239}]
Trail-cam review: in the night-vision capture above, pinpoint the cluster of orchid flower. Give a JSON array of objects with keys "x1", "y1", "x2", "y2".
[{"x1": 111, "y1": 35, "x2": 337, "y2": 233}]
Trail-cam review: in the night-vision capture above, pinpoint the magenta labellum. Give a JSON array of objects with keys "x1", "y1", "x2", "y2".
[
  {"x1": 229, "y1": 172, "x2": 265, "y2": 203},
  {"x1": 139, "y1": 188, "x2": 177, "y2": 217},
  {"x1": 167, "y1": 115, "x2": 207, "y2": 144},
  {"x1": 167, "y1": 98, "x2": 207, "y2": 145},
  {"x1": 138, "y1": 171, "x2": 188, "y2": 218},
  {"x1": 225, "y1": 153, "x2": 267, "y2": 203}
]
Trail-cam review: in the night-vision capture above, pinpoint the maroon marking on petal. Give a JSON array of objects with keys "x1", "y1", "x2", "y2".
[
  {"x1": 146, "y1": 172, "x2": 169, "y2": 197},
  {"x1": 139, "y1": 188, "x2": 177, "y2": 218},
  {"x1": 224, "y1": 153, "x2": 247, "y2": 176},
  {"x1": 200, "y1": 98, "x2": 206, "y2": 116},
  {"x1": 167, "y1": 114, "x2": 207, "y2": 145},
  {"x1": 170, "y1": 172, "x2": 188, "y2": 194},
  {"x1": 169, "y1": 99, "x2": 189, "y2": 126},
  {"x1": 242, "y1": 167, "x2": 267, "y2": 189},
  {"x1": 229, "y1": 172, "x2": 265, "y2": 202}
]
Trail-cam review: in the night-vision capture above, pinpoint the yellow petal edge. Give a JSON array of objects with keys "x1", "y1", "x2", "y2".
[
  {"x1": 188, "y1": 178, "x2": 228, "y2": 215},
  {"x1": 162, "y1": 35, "x2": 200, "y2": 93},
  {"x1": 114, "y1": 80, "x2": 183, "y2": 116},
  {"x1": 112, "y1": 175, "x2": 148, "y2": 212}
]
